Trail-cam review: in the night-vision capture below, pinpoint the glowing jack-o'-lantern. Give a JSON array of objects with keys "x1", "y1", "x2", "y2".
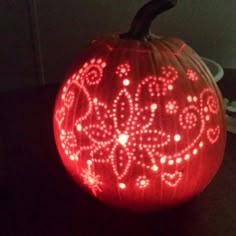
[{"x1": 53, "y1": 0, "x2": 226, "y2": 211}]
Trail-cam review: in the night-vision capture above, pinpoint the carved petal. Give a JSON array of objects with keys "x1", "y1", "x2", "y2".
[
  {"x1": 73, "y1": 85, "x2": 93, "y2": 123},
  {"x1": 92, "y1": 101, "x2": 113, "y2": 127},
  {"x1": 82, "y1": 124, "x2": 114, "y2": 145},
  {"x1": 90, "y1": 142, "x2": 113, "y2": 164},
  {"x1": 137, "y1": 129, "x2": 172, "y2": 151},
  {"x1": 109, "y1": 143, "x2": 132, "y2": 180},
  {"x1": 135, "y1": 105, "x2": 156, "y2": 130},
  {"x1": 112, "y1": 89, "x2": 134, "y2": 133}
]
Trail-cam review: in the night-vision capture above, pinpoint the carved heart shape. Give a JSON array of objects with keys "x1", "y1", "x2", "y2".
[
  {"x1": 207, "y1": 125, "x2": 220, "y2": 144},
  {"x1": 56, "y1": 107, "x2": 65, "y2": 127},
  {"x1": 161, "y1": 171, "x2": 183, "y2": 187},
  {"x1": 64, "y1": 91, "x2": 75, "y2": 108}
]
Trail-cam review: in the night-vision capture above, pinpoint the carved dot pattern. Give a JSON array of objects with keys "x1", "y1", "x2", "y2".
[
  {"x1": 54, "y1": 58, "x2": 222, "y2": 195},
  {"x1": 60, "y1": 130, "x2": 78, "y2": 160},
  {"x1": 165, "y1": 100, "x2": 179, "y2": 114},
  {"x1": 161, "y1": 171, "x2": 183, "y2": 187},
  {"x1": 64, "y1": 90, "x2": 75, "y2": 108},
  {"x1": 55, "y1": 107, "x2": 65, "y2": 128},
  {"x1": 116, "y1": 63, "x2": 131, "y2": 77},
  {"x1": 207, "y1": 95, "x2": 219, "y2": 114},
  {"x1": 179, "y1": 105, "x2": 199, "y2": 130},
  {"x1": 136, "y1": 176, "x2": 150, "y2": 189},
  {"x1": 77, "y1": 58, "x2": 106, "y2": 85},
  {"x1": 186, "y1": 69, "x2": 199, "y2": 81}
]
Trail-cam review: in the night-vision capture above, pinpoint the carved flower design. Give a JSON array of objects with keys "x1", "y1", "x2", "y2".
[
  {"x1": 77, "y1": 87, "x2": 172, "y2": 180},
  {"x1": 75, "y1": 66, "x2": 179, "y2": 180}
]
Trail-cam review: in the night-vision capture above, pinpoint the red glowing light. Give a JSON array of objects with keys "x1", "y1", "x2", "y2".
[
  {"x1": 184, "y1": 154, "x2": 190, "y2": 160},
  {"x1": 119, "y1": 183, "x2": 126, "y2": 189},
  {"x1": 187, "y1": 96, "x2": 192, "y2": 102},
  {"x1": 116, "y1": 63, "x2": 131, "y2": 77},
  {"x1": 123, "y1": 79, "x2": 130, "y2": 86},
  {"x1": 151, "y1": 103, "x2": 158, "y2": 111},
  {"x1": 207, "y1": 125, "x2": 220, "y2": 144},
  {"x1": 193, "y1": 149, "x2": 198, "y2": 155},
  {"x1": 174, "y1": 134, "x2": 181, "y2": 142},
  {"x1": 81, "y1": 160, "x2": 102, "y2": 196},
  {"x1": 136, "y1": 176, "x2": 150, "y2": 189},
  {"x1": 54, "y1": 55, "x2": 225, "y2": 211},
  {"x1": 186, "y1": 69, "x2": 199, "y2": 81},
  {"x1": 161, "y1": 171, "x2": 183, "y2": 187},
  {"x1": 166, "y1": 100, "x2": 178, "y2": 114}
]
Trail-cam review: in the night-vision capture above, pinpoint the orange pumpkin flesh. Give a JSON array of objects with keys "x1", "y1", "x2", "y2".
[{"x1": 53, "y1": 1, "x2": 226, "y2": 211}]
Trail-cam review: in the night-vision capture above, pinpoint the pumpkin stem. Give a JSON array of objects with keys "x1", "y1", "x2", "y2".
[{"x1": 120, "y1": 0, "x2": 177, "y2": 40}]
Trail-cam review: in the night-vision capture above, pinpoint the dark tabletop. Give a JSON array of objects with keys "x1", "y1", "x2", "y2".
[{"x1": 0, "y1": 70, "x2": 236, "y2": 236}]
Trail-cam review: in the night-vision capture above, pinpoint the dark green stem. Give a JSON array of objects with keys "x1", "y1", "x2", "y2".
[{"x1": 120, "y1": 0, "x2": 177, "y2": 40}]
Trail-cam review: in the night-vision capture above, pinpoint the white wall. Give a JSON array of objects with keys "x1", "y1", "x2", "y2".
[{"x1": 0, "y1": 0, "x2": 40, "y2": 91}]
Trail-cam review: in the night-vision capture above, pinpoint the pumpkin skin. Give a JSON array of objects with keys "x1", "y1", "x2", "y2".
[{"x1": 53, "y1": 33, "x2": 226, "y2": 211}]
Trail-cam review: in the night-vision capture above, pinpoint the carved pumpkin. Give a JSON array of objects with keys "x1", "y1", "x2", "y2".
[{"x1": 53, "y1": 0, "x2": 226, "y2": 211}]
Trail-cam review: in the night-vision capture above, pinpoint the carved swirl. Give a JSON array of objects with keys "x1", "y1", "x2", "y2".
[{"x1": 179, "y1": 105, "x2": 199, "y2": 130}]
